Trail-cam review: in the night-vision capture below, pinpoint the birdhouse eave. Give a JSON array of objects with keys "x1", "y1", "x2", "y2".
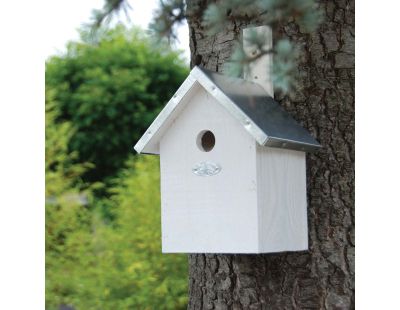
[{"x1": 134, "y1": 66, "x2": 321, "y2": 154}]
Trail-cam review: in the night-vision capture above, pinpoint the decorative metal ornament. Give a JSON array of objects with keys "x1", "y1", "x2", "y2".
[{"x1": 192, "y1": 161, "x2": 221, "y2": 177}]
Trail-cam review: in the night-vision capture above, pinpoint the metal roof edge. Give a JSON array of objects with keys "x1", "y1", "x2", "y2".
[
  {"x1": 133, "y1": 71, "x2": 198, "y2": 154},
  {"x1": 264, "y1": 136, "x2": 321, "y2": 153},
  {"x1": 191, "y1": 67, "x2": 268, "y2": 146},
  {"x1": 134, "y1": 66, "x2": 321, "y2": 154}
]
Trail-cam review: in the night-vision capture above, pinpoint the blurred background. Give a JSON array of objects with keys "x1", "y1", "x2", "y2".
[{"x1": 45, "y1": 1, "x2": 190, "y2": 309}]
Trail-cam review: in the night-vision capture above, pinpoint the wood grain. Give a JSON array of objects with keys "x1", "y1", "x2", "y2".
[
  {"x1": 256, "y1": 145, "x2": 307, "y2": 252},
  {"x1": 160, "y1": 85, "x2": 259, "y2": 253},
  {"x1": 159, "y1": 84, "x2": 308, "y2": 253}
]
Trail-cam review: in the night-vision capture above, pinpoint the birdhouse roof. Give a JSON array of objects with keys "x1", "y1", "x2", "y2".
[{"x1": 134, "y1": 66, "x2": 321, "y2": 154}]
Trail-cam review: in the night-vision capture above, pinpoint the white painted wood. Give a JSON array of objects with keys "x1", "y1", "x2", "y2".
[
  {"x1": 160, "y1": 85, "x2": 260, "y2": 253},
  {"x1": 134, "y1": 74, "x2": 198, "y2": 154},
  {"x1": 134, "y1": 66, "x2": 269, "y2": 154},
  {"x1": 134, "y1": 30, "x2": 311, "y2": 252},
  {"x1": 256, "y1": 145, "x2": 308, "y2": 252},
  {"x1": 158, "y1": 83, "x2": 308, "y2": 253},
  {"x1": 243, "y1": 26, "x2": 274, "y2": 97}
]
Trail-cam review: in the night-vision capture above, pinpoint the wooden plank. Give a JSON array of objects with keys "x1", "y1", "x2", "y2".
[
  {"x1": 256, "y1": 146, "x2": 308, "y2": 252},
  {"x1": 160, "y1": 86, "x2": 259, "y2": 253}
]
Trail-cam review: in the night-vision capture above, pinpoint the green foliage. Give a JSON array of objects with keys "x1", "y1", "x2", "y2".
[
  {"x1": 224, "y1": 36, "x2": 299, "y2": 92},
  {"x1": 90, "y1": 1, "x2": 321, "y2": 93},
  {"x1": 272, "y1": 39, "x2": 298, "y2": 92},
  {"x1": 105, "y1": 156, "x2": 188, "y2": 309},
  {"x1": 203, "y1": 0, "x2": 321, "y2": 92},
  {"x1": 45, "y1": 90, "x2": 91, "y2": 196},
  {"x1": 90, "y1": 0, "x2": 321, "y2": 93},
  {"x1": 45, "y1": 89, "x2": 98, "y2": 218},
  {"x1": 202, "y1": 0, "x2": 322, "y2": 35},
  {"x1": 224, "y1": 43, "x2": 247, "y2": 77},
  {"x1": 46, "y1": 155, "x2": 188, "y2": 310},
  {"x1": 46, "y1": 91, "x2": 96, "y2": 308},
  {"x1": 149, "y1": 0, "x2": 186, "y2": 41},
  {"x1": 88, "y1": 0, "x2": 131, "y2": 29},
  {"x1": 46, "y1": 31, "x2": 188, "y2": 308},
  {"x1": 46, "y1": 25, "x2": 188, "y2": 183}
]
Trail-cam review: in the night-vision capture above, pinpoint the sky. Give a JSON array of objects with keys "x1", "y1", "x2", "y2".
[{"x1": 45, "y1": 0, "x2": 190, "y2": 61}]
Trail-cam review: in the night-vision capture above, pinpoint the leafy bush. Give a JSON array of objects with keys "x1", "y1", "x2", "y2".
[
  {"x1": 46, "y1": 25, "x2": 188, "y2": 183},
  {"x1": 46, "y1": 152, "x2": 188, "y2": 309},
  {"x1": 45, "y1": 90, "x2": 91, "y2": 195},
  {"x1": 46, "y1": 25, "x2": 189, "y2": 310},
  {"x1": 94, "y1": 156, "x2": 188, "y2": 309},
  {"x1": 45, "y1": 90, "x2": 95, "y2": 308}
]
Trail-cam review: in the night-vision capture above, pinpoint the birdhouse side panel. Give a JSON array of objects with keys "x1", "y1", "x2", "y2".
[
  {"x1": 256, "y1": 146, "x2": 308, "y2": 252},
  {"x1": 159, "y1": 86, "x2": 259, "y2": 253}
]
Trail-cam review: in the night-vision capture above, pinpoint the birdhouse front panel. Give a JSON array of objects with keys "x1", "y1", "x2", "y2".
[{"x1": 159, "y1": 83, "x2": 260, "y2": 253}]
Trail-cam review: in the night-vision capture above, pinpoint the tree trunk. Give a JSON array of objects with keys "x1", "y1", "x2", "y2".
[{"x1": 186, "y1": 0, "x2": 354, "y2": 309}]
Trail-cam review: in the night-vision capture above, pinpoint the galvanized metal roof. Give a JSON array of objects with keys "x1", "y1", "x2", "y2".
[{"x1": 134, "y1": 66, "x2": 321, "y2": 154}]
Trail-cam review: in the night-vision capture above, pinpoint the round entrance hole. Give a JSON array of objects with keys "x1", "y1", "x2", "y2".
[{"x1": 197, "y1": 130, "x2": 215, "y2": 152}]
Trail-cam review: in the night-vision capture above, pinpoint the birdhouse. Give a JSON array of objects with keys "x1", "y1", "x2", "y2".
[{"x1": 134, "y1": 26, "x2": 320, "y2": 254}]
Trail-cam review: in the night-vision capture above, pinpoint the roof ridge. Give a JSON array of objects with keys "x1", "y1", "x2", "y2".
[{"x1": 134, "y1": 66, "x2": 321, "y2": 154}]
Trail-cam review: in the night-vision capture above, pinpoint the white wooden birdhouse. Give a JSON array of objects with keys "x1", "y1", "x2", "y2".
[{"x1": 134, "y1": 26, "x2": 320, "y2": 254}]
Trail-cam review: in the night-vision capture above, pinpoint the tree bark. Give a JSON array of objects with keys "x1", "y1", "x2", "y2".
[{"x1": 186, "y1": 0, "x2": 354, "y2": 309}]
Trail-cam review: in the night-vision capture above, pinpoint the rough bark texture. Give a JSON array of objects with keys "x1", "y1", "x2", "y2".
[{"x1": 186, "y1": 0, "x2": 355, "y2": 309}]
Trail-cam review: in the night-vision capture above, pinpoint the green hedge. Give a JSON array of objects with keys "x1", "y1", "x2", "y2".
[
  {"x1": 46, "y1": 26, "x2": 188, "y2": 183},
  {"x1": 45, "y1": 27, "x2": 189, "y2": 309},
  {"x1": 46, "y1": 155, "x2": 188, "y2": 309}
]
